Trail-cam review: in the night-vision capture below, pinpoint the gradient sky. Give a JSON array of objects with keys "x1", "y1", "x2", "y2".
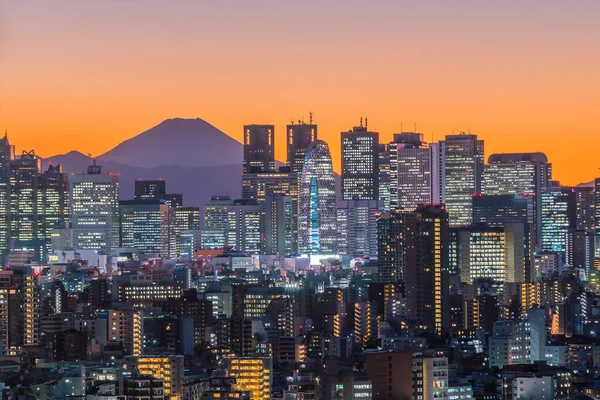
[{"x1": 1, "y1": 1, "x2": 599, "y2": 184}]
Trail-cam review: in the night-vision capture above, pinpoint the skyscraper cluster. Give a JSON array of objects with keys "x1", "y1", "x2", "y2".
[{"x1": 2, "y1": 119, "x2": 600, "y2": 400}]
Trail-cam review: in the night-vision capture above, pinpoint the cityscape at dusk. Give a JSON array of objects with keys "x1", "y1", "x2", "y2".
[
  {"x1": 1, "y1": 1, "x2": 600, "y2": 184},
  {"x1": 1, "y1": 2, "x2": 600, "y2": 400}
]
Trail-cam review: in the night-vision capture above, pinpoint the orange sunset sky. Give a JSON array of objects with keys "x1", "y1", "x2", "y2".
[{"x1": 0, "y1": 1, "x2": 599, "y2": 185}]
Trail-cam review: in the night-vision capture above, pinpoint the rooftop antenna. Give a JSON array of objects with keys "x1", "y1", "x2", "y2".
[
  {"x1": 365, "y1": 117, "x2": 368, "y2": 129},
  {"x1": 290, "y1": 120, "x2": 294, "y2": 126},
  {"x1": 360, "y1": 116, "x2": 363, "y2": 128},
  {"x1": 309, "y1": 112, "x2": 313, "y2": 125}
]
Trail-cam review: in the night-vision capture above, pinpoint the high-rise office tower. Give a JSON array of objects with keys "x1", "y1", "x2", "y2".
[
  {"x1": 574, "y1": 186, "x2": 595, "y2": 231},
  {"x1": 298, "y1": 140, "x2": 337, "y2": 255},
  {"x1": 202, "y1": 195, "x2": 233, "y2": 249},
  {"x1": 242, "y1": 168, "x2": 299, "y2": 253},
  {"x1": 0, "y1": 267, "x2": 40, "y2": 355},
  {"x1": 264, "y1": 195, "x2": 294, "y2": 256},
  {"x1": 119, "y1": 199, "x2": 172, "y2": 257},
  {"x1": 404, "y1": 204, "x2": 449, "y2": 335},
  {"x1": 341, "y1": 123, "x2": 379, "y2": 200},
  {"x1": 472, "y1": 194, "x2": 531, "y2": 227},
  {"x1": 39, "y1": 164, "x2": 69, "y2": 260},
  {"x1": 483, "y1": 153, "x2": 551, "y2": 246},
  {"x1": 458, "y1": 226, "x2": 507, "y2": 286},
  {"x1": 378, "y1": 143, "x2": 391, "y2": 211},
  {"x1": 540, "y1": 184, "x2": 576, "y2": 261},
  {"x1": 134, "y1": 179, "x2": 166, "y2": 200},
  {"x1": 71, "y1": 161, "x2": 120, "y2": 257},
  {"x1": 226, "y1": 199, "x2": 262, "y2": 254},
  {"x1": 388, "y1": 133, "x2": 430, "y2": 210},
  {"x1": 0, "y1": 133, "x2": 14, "y2": 257},
  {"x1": 172, "y1": 206, "x2": 200, "y2": 256},
  {"x1": 287, "y1": 120, "x2": 317, "y2": 174},
  {"x1": 566, "y1": 229, "x2": 595, "y2": 274},
  {"x1": 377, "y1": 209, "x2": 409, "y2": 282},
  {"x1": 441, "y1": 133, "x2": 484, "y2": 226},
  {"x1": 337, "y1": 199, "x2": 381, "y2": 259},
  {"x1": 243, "y1": 125, "x2": 275, "y2": 173},
  {"x1": 9, "y1": 150, "x2": 42, "y2": 255},
  {"x1": 395, "y1": 133, "x2": 433, "y2": 209}
]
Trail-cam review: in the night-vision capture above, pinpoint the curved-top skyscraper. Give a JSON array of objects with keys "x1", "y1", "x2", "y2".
[{"x1": 298, "y1": 140, "x2": 337, "y2": 255}]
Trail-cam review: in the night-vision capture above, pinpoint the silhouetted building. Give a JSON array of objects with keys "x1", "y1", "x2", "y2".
[
  {"x1": 287, "y1": 120, "x2": 317, "y2": 174},
  {"x1": 134, "y1": 179, "x2": 166, "y2": 200},
  {"x1": 243, "y1": 125, "x2": 275, "y2": 173}
]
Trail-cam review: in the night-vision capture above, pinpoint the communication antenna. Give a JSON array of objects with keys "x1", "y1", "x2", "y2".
[
  {"x1": 365, "y1": 117, "x2": 368, "y2": 129},
  {"x1": 309, "y1": 112, "x2": 313, "y2": 125},
  {"x1": 360, "y1": 116, "x2": 363, "y2": 128}
]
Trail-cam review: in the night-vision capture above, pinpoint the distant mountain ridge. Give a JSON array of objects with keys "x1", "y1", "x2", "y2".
[
  {"x1": 45, "y1": 118, "x2": 246, "y2": 217},
  {"x1": 98, "y1": 118, "x2": 243, "y2": 168}
]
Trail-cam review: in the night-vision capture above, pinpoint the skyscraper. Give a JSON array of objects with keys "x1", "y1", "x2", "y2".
[
  {"x1": 264, "y1": 195, "x2": 294, "y2": 256},
  {"x1": 441, "y1": 133, "x2": 484, "y2": 226},
  {"x1": 9, "y1": 150, "x2": 42, "y2": 255},
  {"x1": 298, "y1": 140, "x2": 337, "y2": 255},
  {"x1": 119, "y1": 199, "x2": 172, "y2": 257},
  {"x1": 242, "y1": 167, "x2": 299, "y2": 253},
  {"x1": 388, "y1": 133, "x2": 431, "y2": 210},
  {"x1": 377, "y1": 204, "x2": 450, "y2": 334},
  {"x1": 483, "y1": 152, "x2": 551, "y2": 246},
  {"x1": 71, "y1": 161, "x2": 120, "y2": 257},
  {"x1": 540, "y1": 184, "x2": 576, "y2": 261},
  {"x1": 574, "y1": 186, "x2": 595, "y2": 231},
  {"x1": 134, "y1": 179, "x2": 166, "y2": 200},
  {"x1": 0, "y1": 132, "x2": 14, "y2": 258},
  {"x1": 202, "y1": 195, "x2": 233, "y2": 249},
  {"x1": 0, "y1": 267, "x2": 40, "y2": 355},
  {"x1": 337, "y1": 199, "x2": 381, "y2": 259},
  {"x1": 396, "y1": 134, "x2": 434, "y2": 209},
  {"x1": 377, "y1": 209, "x2": 408, "y2": 282},
  {"x1": 341, "y1": 123, "x2": 379, "y2": 200},
  {"x1": 39, "y1": 164, "x2": 69, "y2": 260},
  {"x1": 243, "y1": 125, "x2": 275, "y2": 173},
  {"x1": 287, "y1": 120, "x2": 317, "y2": 174},
  {"x1": 403, "y1": 204, "x2": 449, "y2": 335},
  {"x1": 226, "y1": 199, "x2": 262, "y2": 254},
  {"x1": 378, "y1": 143, "x2": 391, "y2": 211},
  {"x1": 472, "y1": 194, "x2": 530, "y2": 227}
]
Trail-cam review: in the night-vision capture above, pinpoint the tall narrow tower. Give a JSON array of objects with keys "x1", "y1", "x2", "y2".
[{"x1": 243, "y1": 125, "x2": 275, "y2": 173}]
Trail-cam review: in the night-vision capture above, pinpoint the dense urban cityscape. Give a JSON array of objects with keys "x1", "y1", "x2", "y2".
[{"x1": 0, "y1": 117, "x2": 598, "y2": 400}]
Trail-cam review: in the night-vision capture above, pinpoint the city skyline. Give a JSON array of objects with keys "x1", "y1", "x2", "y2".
[{"x1": 1, "y1": 1, "x2": 600, "y2": 185}]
